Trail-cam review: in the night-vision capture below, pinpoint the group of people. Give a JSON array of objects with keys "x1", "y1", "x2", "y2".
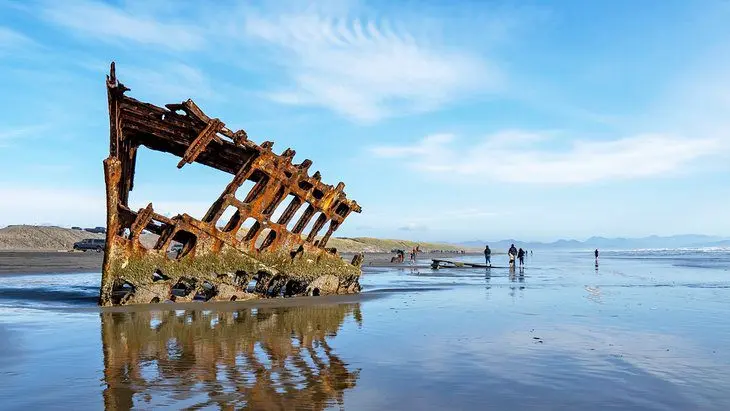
[
  {"x1": 483, "y1": 244, "x2": 531, "y2": 268},
  {"x1": 391, "y1": 245, "x2": 421, "y2": 263}
]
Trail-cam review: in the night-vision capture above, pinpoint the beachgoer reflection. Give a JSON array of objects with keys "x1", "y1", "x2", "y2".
[
  {"x1": 100, "y1": 304, "x2": 361, "y2": 410},
  {"x1": 484, "y1": 270, "x2": 492, "y2": 294},
  {"x1": 518, "y1": 271, "x2": 525, "y2": 289}
]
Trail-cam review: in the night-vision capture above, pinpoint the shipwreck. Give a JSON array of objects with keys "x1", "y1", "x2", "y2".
[{"x1": 100, "y1": 62, "x2": 362, "y2": 306}]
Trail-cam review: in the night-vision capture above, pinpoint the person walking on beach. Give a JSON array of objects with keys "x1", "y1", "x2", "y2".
[
  {"x1": 594, "y1": 249, "x2": 599, "y2": 261},
  {"x1": 518, "y1": 248, "x2": 525, "y2": 267},
  {"x1": 484, "y1": 245, "x2": 492, "y2": 267},
  {"x1": 508, "y1": 244, "x2": 517, "y2": 268}
]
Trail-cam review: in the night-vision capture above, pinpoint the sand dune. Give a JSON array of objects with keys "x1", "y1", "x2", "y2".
[{"x1": 0, "y1": 225, "x2": 105, "y2": 251}]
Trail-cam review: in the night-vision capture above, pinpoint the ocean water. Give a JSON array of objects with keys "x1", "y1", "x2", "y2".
[{"x1": 0, "y1": 250, "x2": 729, "y2": 410}]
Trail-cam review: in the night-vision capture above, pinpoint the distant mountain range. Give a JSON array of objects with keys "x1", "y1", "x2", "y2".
[{"x1": 458, "y1": 235, "x2": 730, "y2": 251}]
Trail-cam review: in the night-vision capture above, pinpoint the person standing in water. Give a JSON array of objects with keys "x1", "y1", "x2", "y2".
[
  {"x1": 508, "y1": 244, "x2": 517, "y2": 267},
  {"x1": 517, "y1": 248, "x2": 525, "y2": 267},
  {"x1": 484, "y1": 245, "x2": 492, "y2": 267},
  {"x1": 594, "y1": 249, "x2": 599, "y2": 260}
]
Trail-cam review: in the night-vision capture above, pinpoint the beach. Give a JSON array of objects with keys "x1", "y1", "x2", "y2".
[
  {"x1": 0, "y1": 250, "x2": 481, "y2": 275},
  {"x1": 0, "y1": 251, "x2": 104, "y2": 275},
  {"x1": 1, "y1": 249, "x2": 729, "y2": 410}
]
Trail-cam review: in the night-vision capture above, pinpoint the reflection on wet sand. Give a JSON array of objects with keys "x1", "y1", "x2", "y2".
[
  {"x1": 101, "y1": 304, "x2": 361, "y2": 410},
  {"x1": 509, "y1": 269, "x2": 526, "y2": 299}
]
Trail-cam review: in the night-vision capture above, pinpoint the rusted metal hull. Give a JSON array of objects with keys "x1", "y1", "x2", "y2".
[{"x1": 100, "y1": 62, "x2": 362, "y2": 306}]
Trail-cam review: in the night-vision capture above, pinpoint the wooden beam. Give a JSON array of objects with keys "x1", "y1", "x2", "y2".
[{"x1": 177, "y1": 118, "x2": 224, "y2": 168}]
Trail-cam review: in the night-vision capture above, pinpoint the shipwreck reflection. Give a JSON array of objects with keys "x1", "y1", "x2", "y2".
[{"x1": 101, "y1": 304, "x2": 361, "y2": 410}]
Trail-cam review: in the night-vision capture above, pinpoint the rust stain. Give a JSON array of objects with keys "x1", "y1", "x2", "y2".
[{"x1": 100, "y1": 62, "x2": 363, "y2": 306}]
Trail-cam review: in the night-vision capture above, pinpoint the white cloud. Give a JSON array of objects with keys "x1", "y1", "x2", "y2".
[
  {"x1": 244, "y1": 9, "x2": 501, "y2": 122},
  {"x1": 371, "y1": 130, "x2": 723, "y2": 184},
  {"x1": 39, "y1": 0, "x2": 204, "y2": 51}
]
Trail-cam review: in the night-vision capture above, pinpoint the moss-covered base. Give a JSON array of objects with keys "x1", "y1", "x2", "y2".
[{"x1": 100, "y1": 241, "x2": 362, "y2": 306}]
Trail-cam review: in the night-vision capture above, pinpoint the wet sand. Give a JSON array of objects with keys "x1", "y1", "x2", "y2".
[
  {"x1": 0, "y1": 250, "x2": 482, "y2": 275},
  {"x1": 95, "y1": 291, "x2": 386, "y2": 313},
  {"x1": 0, "y1": 251, "x2": 103, "y2": 274},
  {"x1": 2, "y1": 250, "x2": 730, "y2": 410}
]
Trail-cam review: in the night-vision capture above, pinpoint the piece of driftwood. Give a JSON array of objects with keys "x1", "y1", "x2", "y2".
[{"x1": 431, "y1": 259, "x2": 515, "y2": 269}]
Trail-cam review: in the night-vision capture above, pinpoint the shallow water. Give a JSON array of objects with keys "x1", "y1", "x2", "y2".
[{"x1": 1, "y1": 250, "x2": 729, "y2": 410}]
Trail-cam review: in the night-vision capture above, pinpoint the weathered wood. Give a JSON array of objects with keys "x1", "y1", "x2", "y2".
[
  {"x1": 431, "y1": 259, "x2": 517, "y2": 269},
  {"x1": 177, "y1": 118, "x2": 224, "y2": 168},
  {"x1": 130, "y1": 203, "x2": 154, "y2": 238}
]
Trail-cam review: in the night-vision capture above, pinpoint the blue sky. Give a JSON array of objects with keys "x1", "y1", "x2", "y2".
[{"x1": 1, "y1": 0, "x2": 729, "y2": 242}]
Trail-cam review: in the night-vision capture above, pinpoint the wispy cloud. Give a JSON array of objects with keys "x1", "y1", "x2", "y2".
[
  {"x1": 399, "y1": 223, "x2": 428, "y2": 232},
  {"x1": 371, "y1": 130, "x2": 723, "y2": 184},
  {"x1": 0, "y1": 26, "x2": 35, "y2": 50},
  {"x1": 38, "y1": 0, "x2": 204, "y2": 51},
  {"x1": 123, "y1": 63, "x2": 219, "y2": 102},
  {"x1": 371, "y1": 134, "x2": 455, "y2": 157},
  {"x1": 244, "y1": 8, "x2": 501, "y2": 122},
  {"x1": 0, "y1": 125, "x2": 50, "y2": 147},
  {"x1": 31, "y1": 1, "x2": 510, "y2": 122}
]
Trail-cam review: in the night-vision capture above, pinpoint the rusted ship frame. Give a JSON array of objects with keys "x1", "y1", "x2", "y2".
[{"x1": 100, "y1": 62, "x2": 362, "y2": 306}]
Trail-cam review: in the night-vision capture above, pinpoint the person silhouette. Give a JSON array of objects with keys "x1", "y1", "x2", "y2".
[
  {"x1": 517, "y1": 248, "x2": 525, "y2": 267},
  {"x1": 508, "y1": 244, "x2": 517, "y2": 268}
]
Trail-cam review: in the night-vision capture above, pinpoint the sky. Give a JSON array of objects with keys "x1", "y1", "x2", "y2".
[{"x1": 1, "y1": 0, "x2": 729, "y2": 242}]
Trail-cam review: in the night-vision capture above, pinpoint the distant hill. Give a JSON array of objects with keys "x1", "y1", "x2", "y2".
[
  {"x1": 459, "y1": 234, "x2": 730, "y2": 251},
  {"x1": 0, "y1": 225, "x2": 105, "y2": 251}
]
